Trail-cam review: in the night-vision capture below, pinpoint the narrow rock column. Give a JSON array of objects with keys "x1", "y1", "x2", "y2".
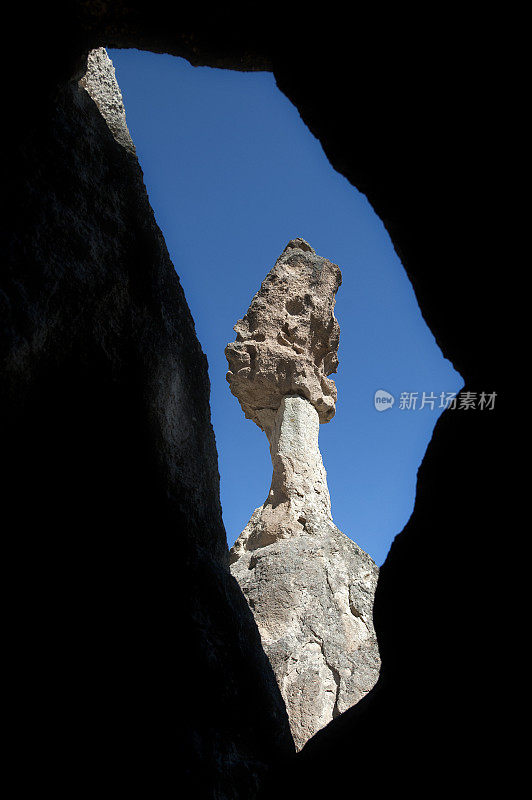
[
  {"x1": 227, "y1": 240, "x2": 380, "y2": 750},
  {"x1": 266, "y1": 394, "x2": 332, "y2": 526},
  {"x1": 231, "y1": 395, "x2": 332, "y2": 559}
]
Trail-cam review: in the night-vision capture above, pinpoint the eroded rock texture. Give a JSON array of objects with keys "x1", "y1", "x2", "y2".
[
  {"x1": 228, "y1": 247, "x2": 380, "y2": 749},
  {"x1": 232, "y1": 517, "x2": 380, "y2": 751},
  {"x1": 225, "y1": 239, "x2": 341, "y2": 426},
  {"x1": 79, "y1": 47, "x2": 136, "y2": 155}
]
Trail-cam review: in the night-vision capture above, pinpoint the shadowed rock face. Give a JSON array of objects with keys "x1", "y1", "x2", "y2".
[
  {"x1": 1, "y1": 47, "x2": 294, "y2": 798},
  {"x1": 228, "y1": 249, "x2": 380, "y2": 750},
  {"x1": 225, "y1": 239, "x2": 341, "y2": 427}
]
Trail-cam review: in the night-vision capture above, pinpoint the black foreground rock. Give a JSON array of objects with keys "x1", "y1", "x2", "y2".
[{"x1": 1, "y1": 39, "x2": 293, "y2": 799}]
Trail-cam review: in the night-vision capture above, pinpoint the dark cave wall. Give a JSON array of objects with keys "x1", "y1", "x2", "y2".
[
  {"x1": 2, "y1": 56, "x2": 293, "y2": 798},
  {"x1": 2, "y1": 3, "x2": 510, "y2": 797}
]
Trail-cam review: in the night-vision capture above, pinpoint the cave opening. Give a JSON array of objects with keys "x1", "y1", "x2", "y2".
[{"x1": 108, "y1": 48, "x2": 463, "y2": 567}]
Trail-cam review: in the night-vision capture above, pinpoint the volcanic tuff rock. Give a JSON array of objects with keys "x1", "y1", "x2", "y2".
[
  {"x1": 230, "y1": 394, "x2": 333, "y2": 552},
  {"x1": 228, "y1": 243, "x2": 380, "y2": 749},
  {"x1": 225, "y1": 238, "x2": 342, "y2": 428},
  {"x1": 79, "y1": 48, "x2": 136, "y2": 155},
  {"x1": 231, "y1": 513, "x2": 380, "y2": 751}
]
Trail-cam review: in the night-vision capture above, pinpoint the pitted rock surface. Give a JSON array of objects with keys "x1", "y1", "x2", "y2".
[
  {"x1": 225, "y1": 239, "x2": 342, "y2": 427},
  {"x1": 79, "y1": 48, "x2": 136, "y2": 155}
]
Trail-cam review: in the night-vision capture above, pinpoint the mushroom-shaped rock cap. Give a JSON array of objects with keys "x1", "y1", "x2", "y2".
[{"x1": 225, "y1": 238, "x2": 342, "y2": 429}]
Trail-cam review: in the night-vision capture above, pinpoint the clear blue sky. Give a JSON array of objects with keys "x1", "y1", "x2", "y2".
[{"x1": 110, "y1": 49, "x2": 463, "y2": 566}]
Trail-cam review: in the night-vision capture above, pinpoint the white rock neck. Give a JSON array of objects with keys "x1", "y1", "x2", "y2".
[
  {"x1": 262, "y1": 394, "x2": 332, "y2": 533},
  {"x1": 229, "y1": 395, "x2": 334, "y2": 560}
]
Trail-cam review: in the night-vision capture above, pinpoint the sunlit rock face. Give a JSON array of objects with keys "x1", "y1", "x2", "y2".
[
  {"x1": 228, "y1": 243, "x2": 380, "y2": 750},
  {"x1": 225, "y1": 238, "x2": 342, "y2": 427},
  {"x1": 79, "y1": 48, "x2": 136, "y2": 155},
  {"x1": 231, "y1": 512, "x2": 380, "y2": 751}
]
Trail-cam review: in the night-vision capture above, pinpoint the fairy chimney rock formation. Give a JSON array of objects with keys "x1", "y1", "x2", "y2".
[{"x1": 227, "y1": 240, "x2": 380, "y2": 750}]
